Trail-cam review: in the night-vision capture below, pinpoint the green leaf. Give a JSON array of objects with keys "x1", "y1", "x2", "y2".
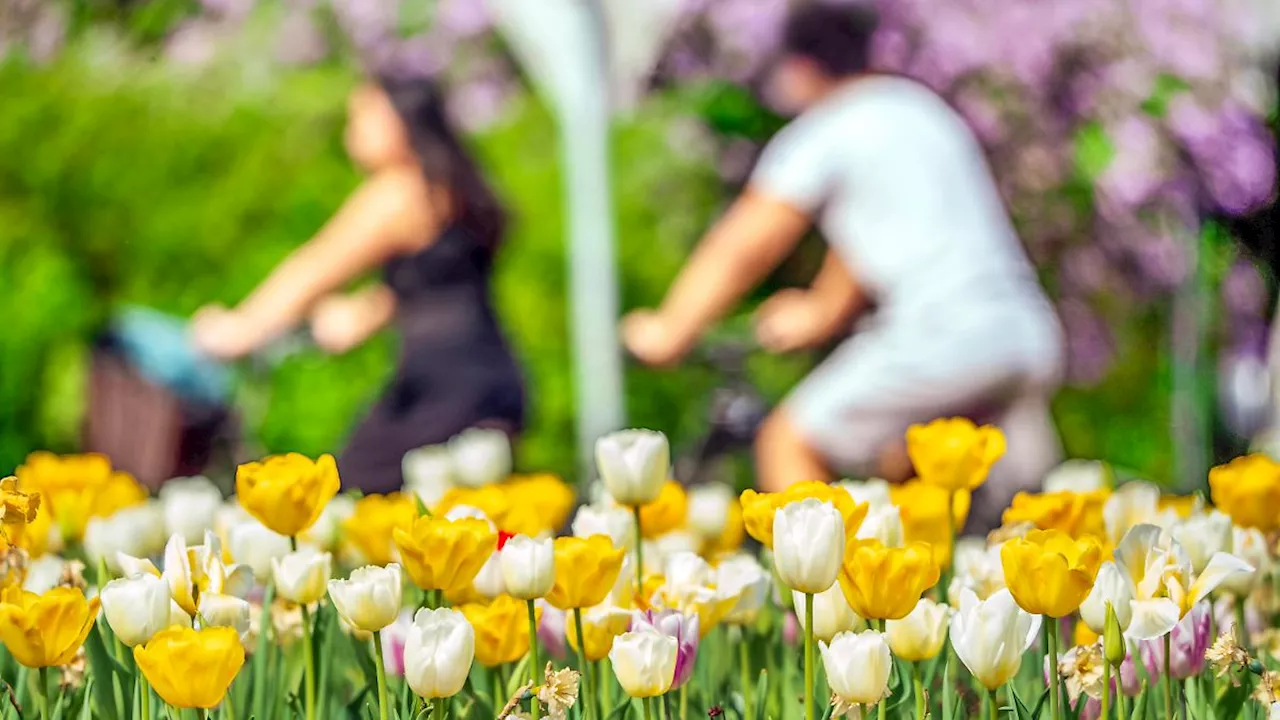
[
  {"x1": 753, "y1": 669, "x2": 769, "y2": 720},
  {"x1": 604, "y1": 695, "x2": 632, "y2": 720},
  {"x1": 1009, "y1": 681, "x2": 1035, "y2": 720},
  {"x1": 1214, "y1": 675, "x2": 1251, "y2": 720},
  {"x1": 942, "y1": 656, "x2": 955, "y2": 720},
  {"x1": 1072, "y1": 121, "x2": 1116, "y2": 184},
  {"x1": 1133, "y1": 680, "x2": 1149, "y2": 720},
  {"x1": 1030, "y1": 686, "x2": 1050, "y2": 720},
  {"x1": 82, "y1": 623, "x2": 122, "y2": 719}
]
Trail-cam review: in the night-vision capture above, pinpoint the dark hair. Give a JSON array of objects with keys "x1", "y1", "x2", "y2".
[
  {"x1": 377, "y1": 76, "x2": 507, "y2": 250},
  {"x1": 781, "y1": 3, "x2": 880, "y2": 78}
]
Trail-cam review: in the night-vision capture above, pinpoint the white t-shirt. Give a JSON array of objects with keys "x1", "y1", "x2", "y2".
[{"x1": 752, "y1": 75, "x2": 1051, "y2": 328}]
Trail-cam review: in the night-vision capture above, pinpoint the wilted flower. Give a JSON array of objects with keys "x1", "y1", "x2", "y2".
[{"x1": 538, "y1": 664, "x2": 580, "y2": 720}]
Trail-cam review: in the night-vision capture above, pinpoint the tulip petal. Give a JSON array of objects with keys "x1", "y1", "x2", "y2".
[
  {"x1": 1188, "y1": 552, "x2": 1254, "y2": 608},
  {"x1": 1114, "y1": 524, "x2": 1162, "y2": 585},
  {"x1": 1125, "y1": 598, "x2": 1180, "y2": 640}
]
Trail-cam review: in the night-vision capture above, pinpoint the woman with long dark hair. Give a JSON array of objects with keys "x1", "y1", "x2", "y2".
[{"x1": 192, "y1": 77, "x2": 525, "y2": 493}]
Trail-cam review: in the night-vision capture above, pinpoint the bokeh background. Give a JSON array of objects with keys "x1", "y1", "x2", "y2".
[{"x1": 2, "y1": 0, "x2": 1277, "y2": 485}]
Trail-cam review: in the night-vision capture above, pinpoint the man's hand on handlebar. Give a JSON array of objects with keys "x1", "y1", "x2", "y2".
[
  {"x1": 621, "y1": 309, "x2": 694, "y2": 368},
  {"x1": 191, "y1": 305, "x2": 261, "y2": 361},
  {"x1": 754, "y1": 288, "x2": 846, "y2": 353}
]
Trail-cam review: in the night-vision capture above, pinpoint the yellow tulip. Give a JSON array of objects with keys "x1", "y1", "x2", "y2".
[
  {"x1": 567, "y1": 605, "x2": 634, "y2": 661},
  {"x1": 704, "y1": 498, "x2": 745, "y2": 555},
  {"x1": 891, "y1": 481, "x2": 970, "y2": 567},
  {"x1": 435, "y1": 485, "x2": 508, "y2": 521},
  {"x1": 1158, "y1": 494, "x2": 1199, "y2": 519},
  {"x1": 97, "y1": 472, "x2": 148, "y2": 517},
  {"x1": 504, "y1": 474, "x2": 576, "y2": 535},
  {"x1": 905, "y1": 418, "x2": 1006, "y2": 492},
  {"x1": 546, "y1": 536, "x2": 626, "y2": 610},
  {"x1": 1209, "y1": 454, "x2": 1280, "y2": 531},
  {"x1": 0, "y1": 585, "x2": 100, "y2": 667},
  {"x1": 393, "y1": 516, "x2": 496, "y2": 591},
  {"x1": 1074, "y1": 620, "x2": 1099, "y2": 647},
  {"x1": 0, "y1": 477, "x2": 39, "y2": 538},
  {"x1": 838, "y1": 539, "x2": 939, "y2": 621},
  {"x1": 16, "y1": 500, "x2": 53, "y2": 558},
  {"x1": 1000, "y1": 529, "x2": 1102, "y2": 618},
  {"x1": 342, "y1": 493, "x2": 418, "y2": 566},
  {"x1": 639, "y1": 481, "x2": 688, "y2": 539},
  {"x1": 134, "y1": 626, "x2": 245, "y2": 709},
  {"x1": 1001, "y1": 490, "x2": 1108, "y2": 540},
  {"x1": 14, "y1": 452, "x2": 145, "y2": 542},
  {"x1": 235, "y1": 453, "x2": 340, "y2": 537},
  {"x1": 458, "y1": 594, "x2": 540, "y2": 667},
  {"x1": 739, "y1": 481, "x2": 867, "y2": 548}
]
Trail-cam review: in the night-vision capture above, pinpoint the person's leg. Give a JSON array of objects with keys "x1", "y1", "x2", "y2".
[{"x1": 754, "y1": 408, "x2": 835, "y2": 492}]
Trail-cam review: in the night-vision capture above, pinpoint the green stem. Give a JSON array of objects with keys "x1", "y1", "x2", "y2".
[
  {"x1": 433, "y1": 694, "x2": 444, "y2": 720},
  {"x1": 943, "y1": 492, "x2": 956, "y2": 593},
  {"x1": 739, "y1": 632, "x2": 753, "y2": 720},
  {"x1": 644, "y1": 696, "x2": 654, "y2": 720},
  {"x1": 222, "y1": 683, "x2": 235, "y2": 720},
  {"x1": 575, "y1": 608, "x2": 594, "y2": 720},
  {"x1": 1046, "y1": 619, "x2": 1060, "y2": 720},
  {"x1": 300, "y1": 602, "x2": 316, "y2": 720},
  {"x1": 527, "y1": 599, "x2": 541, "y2": 720},
  {"x1": 599, "y1": 660, "x2": 613, "y2": 714},
  {"x1": 373, "y1": 631, "x2": 390, "y2": 720},
  {"x1": 1235, "y1": 597, "x2": 1249, "y2": 648},
  {"x1": 1101, "y1": 661, "x2": 1110, "y2": 720},
  {"x1": 679, "y1": 684, "x2": 687, "y2": 720},
  {"x1": 913, "y1": 662, "x2": 925, "y2": 720},
  {"x1": 988, "y1": 689, "x2": 999, "y2": 720},
  {"x1": 633, "y1": 505, "x2": 644, "y2": 599},
  {"x1": 138, "y1": 672, "x2": 151, "y2": 720},
  {"x1": 805, "y1": 593, "x2": 815, "y2": 720},
  {"x1": 1163, "y1": 633, "x2": 1173, "y2": 720},
  {"x1": 38, "y1": 666, "x2": 50, "y2": 720}
]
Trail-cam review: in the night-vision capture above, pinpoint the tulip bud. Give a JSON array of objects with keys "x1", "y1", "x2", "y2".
[
  {"x1": 714, "y1": 553, "x2": 771, "y2": 625},
  {"x1": 500, "y1": 534, "x2": 555, "y2": 600},
  {"x1": 773, "y1": 499, "x2": 844, "y2": 594},
  {"x1": 471, "y1": 552, "x2": 507, "y2": 599},
  {"x1": 792, "y1": 585, "x2": 862, "y2": 643},
  {"x1": 886, "y1": 598, "x2": 950, "y2": 662},
  {"x1": 328, "y1": 564, "x2": 404, "y2": 632},
  {"x1": 448, "y1": 428, "x2": 511, "y2": 489},
  {"x1": 856, "y1": 505, "x2": 903, "y2": 547},
  {"x1": 272, "y1": 548, "x2": 333, "y2": 606},
  {"x1": 100, "y1": 574, "x2": 175, "y2": 647},
  {"x1": 821, "y1": 630, "x2": 892, "y2": 705},
  {"x1": 85, "y1": 504, "x2": 166, "y2": 573},
  {"x1": 571, "y1": 504, "x2": 635, "y2": 549},
  {"x1": 1104, "y1": 602, "x2": 1125, "y2": 667},
  {"x1": 609, "y1": 630, "x2": 678, "y2": 698},
  {"x1": 686, "y1": 484, "x2": 734, "y2": 541},
  {"x1": 230, "y1": 520, "x2": 292, "y2": 582},
  {"x1": 595, "y1": 429, "x2": 670, "y2": 506},
  {"x1": 403, "y1": 608, "x2": 475, "y2": 699}
]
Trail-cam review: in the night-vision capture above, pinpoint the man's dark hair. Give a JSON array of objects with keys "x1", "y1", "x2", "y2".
[{"x1": 781, "y1": 3, "x2": 880, "y2": 78}]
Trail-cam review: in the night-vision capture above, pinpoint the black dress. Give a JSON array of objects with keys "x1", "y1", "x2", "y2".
[{"x1": 337, "y1": 225, "x2": 525, "y2": 493}]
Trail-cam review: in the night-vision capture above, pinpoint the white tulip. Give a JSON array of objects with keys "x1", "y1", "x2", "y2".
[
  {"x1": 472, "y1": 551, "x2": 507, "y2": 599},
  {"x1": 328, "y1": 564, "x2": 404, "y2": 632},
  {"x1": 1044, "y1": 459, "x2": 1108, "y2": 493},
  {"x1": 652, "y1": 530, "x2": 701, "y2": 562},
  {"x1": 714, "y1": 553, "x2": 771, "y2": 625},
  {"x1": 1079, "y1": 561, "x2": 1133, "y2": 634},
  {"x1": 1115, "y1": 524, "x2": 1253, "y2": 640},
  {"x1": 272, "y1": 548, "x2": 333, "y2": 606},
  {"x1": 1222, "y1": 526, "x2": 1270, "y2": 596},
  {"x1": 1271, "y1": 702, "x2": 1280, "y2": 720},
  {"x1": 1103, "y1": 482, "x2": 1177, "y2": 545},
  {"x1": 571, "y1": 504, "x2": 635, "y2": 549},
  {"x1": 403, "y1": 608, "x2": 475, "y2": 699},
  {"x1": 793, "y1": 585, "x2": 862, "y2": 643},
  {"x1": 664, "y1": 551, "x2": 713, "y2": 589},
  {"x1": 84, "y1": 503, "x2": 166, "y2": 573},
  {"x1": 22, "y1": 555, "x2": 66, "y2": 594},
  {"x1": 168, "y1": 600, "x2": 193, "y2": 629},
  {"x1": 402, "y1": 444, "x2": 456, "y2": 506},
  {"x1": 160, "y1": 476, "x2": 223, "y2": 544},
  {"x1": 116, "y1": 553, "x2": 161, "y2": 580},
  {"x1": 100, "y1": 574, "x2": 174, "y2": 647},
  {"x1": 821, "y1": 630, "x2": 892, "y2": 705},
  {"x1": 213, "y1": 502, "x2": 250, "y2": 542},
  {"x1": 886, "y1": 598, "x2": 951, "y2": 662},
  {"x1": 595, "y1": 429, "x2": 670, "y2": 506},
  {"x1": 229, "y1": 520, "x2": 292, "y2": 582},
  {"x1": 856, "y1": 505, "x2": 903, "y2": 547},
  {"x1": 773, "y1": 499, "x2": 843, "y2": 594},
  {"x1": 951, "y1": 588, "x2": 1042, "y2": 690},
  {"x1": 444, "y1": 505, "x2": 495, "y2": 528},
  {"x1": 837, "y1": 479, "x2": 892, "y2": 509},
  {"x1": 686, "y1": 483, "x2": 734, "y2": 541},
  {"x1": 609, "y1": 630, "x2": 679, "y2": 698},
  {"x1": 1170, "y1": 510, "x2": 1233, "y2": 575},
  {"x1": 499, "y1": 534, "x2": 555, "y2": 600},
  {"x1": 948, "y1": 539, "x2": 1007, "y2": 603},
  {"x1": 197, "y1": 592, "x2": 251, "y2": 640},
  {"x1": 448, "y1": 428, "x2": 511, "y2": 488}
]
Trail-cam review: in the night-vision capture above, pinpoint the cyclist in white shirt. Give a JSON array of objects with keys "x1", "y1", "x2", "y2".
[{"x1": 623, "y1": 3, "x2": 1065, "y2": 531}]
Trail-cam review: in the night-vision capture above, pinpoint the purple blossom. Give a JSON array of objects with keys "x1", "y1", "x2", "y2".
[
  {"x1": 379, "y1": 608, "x2": 416, "y2": 678},
  {"x1": 1137, "y1": 601, "x2": 1212, "y2": 681},
  {"x1": 275, "y1": 8, "x2": 328, "y2": 66},
  {"x1": 434, "y1": 0, "x2": 493, "y2": 39},
  {"x1": 632, "y1": 609, "x2": 699, "y2": 688},
  {"x1": 538, "y1": 602, "x2": 568, "y2": 661}
]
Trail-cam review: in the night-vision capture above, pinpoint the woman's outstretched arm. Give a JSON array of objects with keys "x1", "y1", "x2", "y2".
[{"x1": 193, "y1": 170, "x2": 432, "y2": 358}]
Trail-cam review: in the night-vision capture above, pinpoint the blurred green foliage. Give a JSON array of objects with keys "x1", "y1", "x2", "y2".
[{"x1": 0, "y1": 42, "x2": 809, "y2": 478}]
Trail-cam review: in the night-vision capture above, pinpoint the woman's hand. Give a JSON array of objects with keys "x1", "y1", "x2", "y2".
[
  {"x1": 621, "y1": 310, "x2": 689, "y2": 368},
  {"x1": 310, "y1": 295, "x2": 372, "y2": 354},
  {"x1": 754, "y1": 288, "x2": 841, "y2": 353},
  {"x1": 191, "y1": 305, "x2": 260, "y2": 360}
]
